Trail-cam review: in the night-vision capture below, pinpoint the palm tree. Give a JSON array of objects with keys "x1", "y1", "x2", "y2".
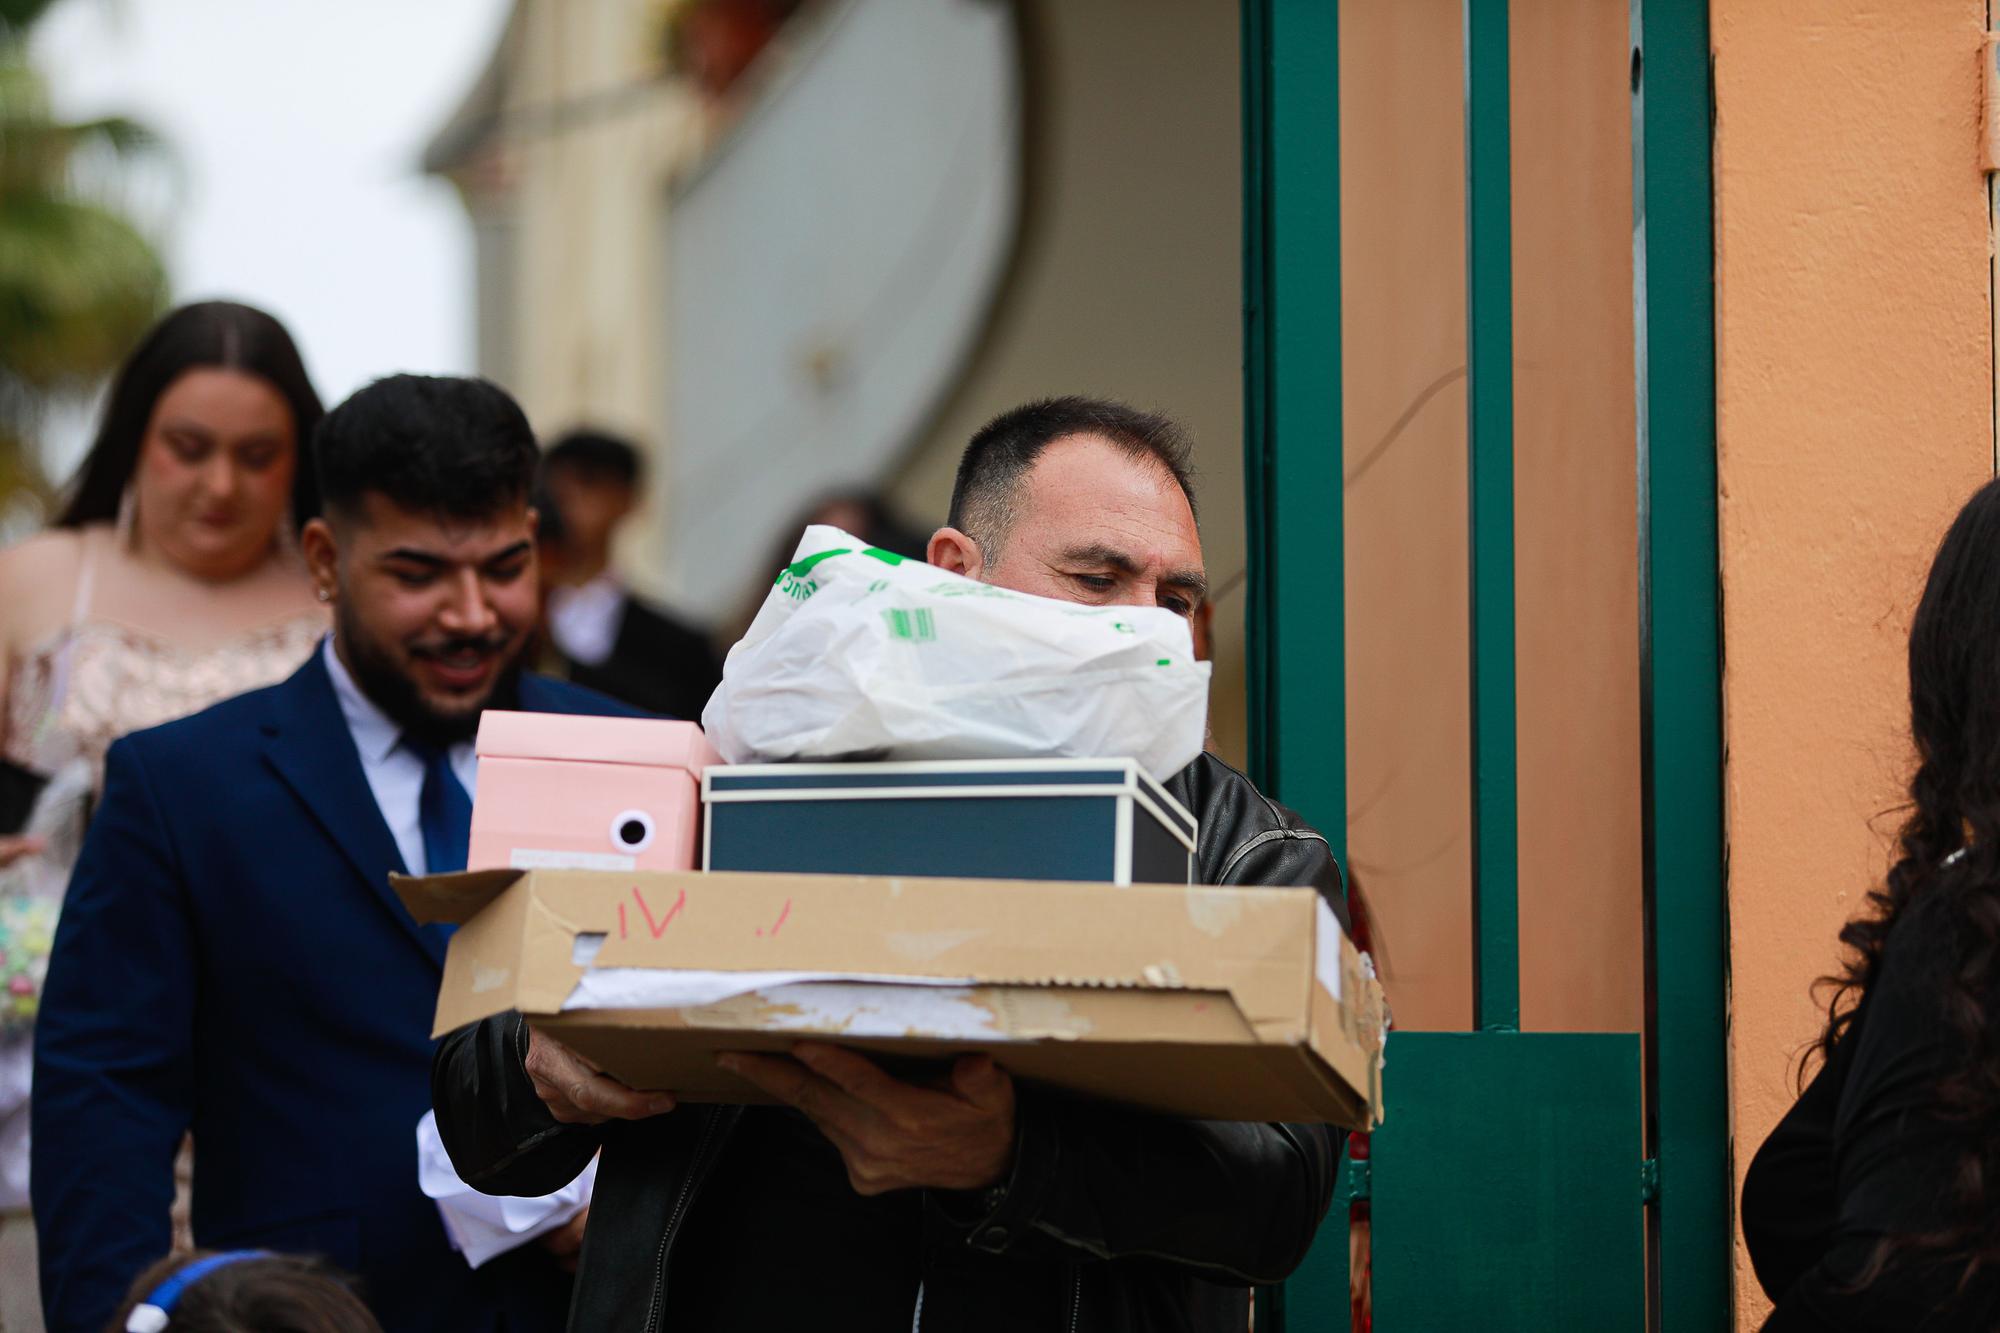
[{"x1": 0, "y1": 0, "x2": 167, "y2": 515}]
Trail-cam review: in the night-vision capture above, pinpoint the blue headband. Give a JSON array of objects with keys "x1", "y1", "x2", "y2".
[{"x1": 126, "y1": 1251, "x2": 272, "y2": 1333}]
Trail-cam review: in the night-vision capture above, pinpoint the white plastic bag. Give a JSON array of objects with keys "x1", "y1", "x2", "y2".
[{"x1": 702, "y1": 526, "x2": 1212, "y2": 778}]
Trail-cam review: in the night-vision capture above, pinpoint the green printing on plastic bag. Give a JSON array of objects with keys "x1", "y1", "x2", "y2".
[
  {"x1": 882, "y1": 608, "x2": 938, "y2": 642},
  {"x1": 776, "y1": 546, "x2": 908, "y2": 603}
]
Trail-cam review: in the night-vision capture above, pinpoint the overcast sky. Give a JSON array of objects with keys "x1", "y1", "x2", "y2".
[{"x1": 31, "y1": 0, "x2": 511, "y2": 477}]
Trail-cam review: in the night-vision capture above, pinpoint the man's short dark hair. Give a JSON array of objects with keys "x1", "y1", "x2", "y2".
[
  {"x1": 949, "y1": 396, "x2": 1197, "y2": 558},
  {"x1": 543, "y1": 428, "x2": 644, "y2": 490},
  {"x1": 314, "y1": 374, "x2": 539, "y2": 523}
]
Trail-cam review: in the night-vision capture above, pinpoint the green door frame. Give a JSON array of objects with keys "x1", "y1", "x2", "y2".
[
  {"x1": 1241, "y1": 0, "x2": 1344, "y2": 852},
  {"x1": 1240, "y1": 0, "x2": 1729, "y2": 1326},
  {"x1": 1240, "y1": 4, "x2": 1344, "y2": 1323},
  {"x1": 1631, "y1": 0, "x2": 1731, "y2": 1322}
]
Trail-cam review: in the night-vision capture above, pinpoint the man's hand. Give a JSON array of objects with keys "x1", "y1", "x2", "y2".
[
  {"x1": 717, "y1": 1042, "x2": 1015, "y2": 1194},
  {"x1": 0, "y1": 834, "x2": 44, "y2": 870},
  {"x1": 524, "y1": 1024, "x2": 676, "y2": 1125}
]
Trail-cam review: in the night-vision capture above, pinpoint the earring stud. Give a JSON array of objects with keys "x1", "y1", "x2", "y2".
[{"x1": 316, "y1": 587, "x2": 332, "y2": 603}]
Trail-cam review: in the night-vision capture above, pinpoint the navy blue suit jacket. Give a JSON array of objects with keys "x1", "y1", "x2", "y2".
[{"x1": 32, "y1": 649, "x2": 642, "y2": 1333}]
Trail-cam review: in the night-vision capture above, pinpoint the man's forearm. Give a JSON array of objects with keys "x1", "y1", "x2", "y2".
[{"x1": 432, "y1": 1011, "x2": 603, "y2": 1195}]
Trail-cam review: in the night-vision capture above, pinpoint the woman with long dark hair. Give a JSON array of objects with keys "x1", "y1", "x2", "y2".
[
  {"x1": 1743, "y1": 478, "x2": 2000, "y2": 1329},
  {"x1": 0, "y1": 301, "x2": 327, "y2": 1330}
]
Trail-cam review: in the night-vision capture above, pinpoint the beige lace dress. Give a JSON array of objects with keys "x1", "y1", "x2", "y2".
[{"x1": 0, "y1": 531, "x2": 322, "y2": 1330}]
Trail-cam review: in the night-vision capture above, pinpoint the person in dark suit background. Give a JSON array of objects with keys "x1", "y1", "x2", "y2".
[
  {"x1": 536, "y1": 430, "x2": 721, "y2": 720},
  {"x1": 31, "y1": 375, "x2": 638, "y2": 1333}
]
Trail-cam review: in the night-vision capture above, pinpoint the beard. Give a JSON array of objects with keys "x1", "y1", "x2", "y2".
[{"x1": 336, "y1": 599, "x2": 524, "y2": 748}]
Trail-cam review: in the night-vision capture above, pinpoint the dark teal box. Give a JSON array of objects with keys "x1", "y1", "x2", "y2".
[{"x1": 701, "y1": 758, "x2": 1197, "y2": 884}]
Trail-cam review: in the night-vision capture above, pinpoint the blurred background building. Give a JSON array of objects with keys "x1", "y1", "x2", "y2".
[{"x1": 420, "y1": 0, "x2": 1254, "y2": 758}]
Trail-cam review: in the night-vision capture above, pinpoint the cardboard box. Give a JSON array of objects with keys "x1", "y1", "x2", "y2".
[
  {"x1": 703, "y1": 759, "x2": 1196, "y2": 885},
  {"x1": 469, "y1": 712, "x2": 722, "y2": 873},
  {"x1": 395, "y1": 868, "x2": 1384, "y2": 1128}
]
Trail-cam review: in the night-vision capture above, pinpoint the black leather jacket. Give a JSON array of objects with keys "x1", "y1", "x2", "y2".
[{"x1": 431, "y1": 753, "x2": 1347, "y2": 1333}]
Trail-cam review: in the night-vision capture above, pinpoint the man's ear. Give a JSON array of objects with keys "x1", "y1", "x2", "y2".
[
  {"x1": 927, "y1": 526, "x2": 985, "y2": 580},
  {"x1": 300, "y1": 517, "x2": 340, "y2": 603}
]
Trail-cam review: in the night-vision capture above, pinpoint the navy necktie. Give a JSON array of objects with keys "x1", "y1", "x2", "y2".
[{"x1": 407, "y1": 737, "x2": 473, "y2": 876}]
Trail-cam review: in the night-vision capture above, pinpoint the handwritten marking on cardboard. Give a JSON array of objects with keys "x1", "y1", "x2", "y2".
[
  {"x1": 755, "y1": 899, "x2": 793, "y2": 938},
  {"x1": 631, "y1": 886, "x2": 687, "y2": 940},
  {"x1": 617, "y1": 903, "x2": 627, "y2": 939}
]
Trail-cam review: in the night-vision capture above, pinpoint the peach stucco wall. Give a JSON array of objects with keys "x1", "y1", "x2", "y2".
[{"x1": 1713, "y1": 1, "x2": 1993, "y2": 1323}]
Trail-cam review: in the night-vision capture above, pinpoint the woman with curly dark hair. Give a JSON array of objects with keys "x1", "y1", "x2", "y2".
[{"x1": 1742, "y1": 478, "x2": 2000, "y2": 1329}]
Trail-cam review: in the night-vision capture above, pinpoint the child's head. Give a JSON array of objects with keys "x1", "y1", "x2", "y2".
[{"x1": 110, "y1": 1251, "x2": 382, "y2": 1333}]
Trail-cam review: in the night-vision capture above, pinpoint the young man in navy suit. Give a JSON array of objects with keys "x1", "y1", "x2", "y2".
[{"x1": 32, "y1": 375, "x2": 639, "y2": 1333}]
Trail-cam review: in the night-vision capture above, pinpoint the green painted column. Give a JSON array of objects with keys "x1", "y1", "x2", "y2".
[
  {"x1": 1242, "y1": 0, "x2": 1345, "y2": 851},
  {"x1": 1242, "y1": 0, "x2": 1346, "y2": 1328},
  {"x1": 1632, "y1": 0, "x2": 1732, "y2": 1325},
  {"x1": 1463, "y1": 0, "x2": 1520, "y2": 1035}
]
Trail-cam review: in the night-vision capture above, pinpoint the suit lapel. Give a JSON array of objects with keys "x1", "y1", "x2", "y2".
[{"x1": 260, "y1": 650, "x2": 446, "y2": 969}]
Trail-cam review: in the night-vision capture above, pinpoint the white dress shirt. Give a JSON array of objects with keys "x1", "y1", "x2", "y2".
[
  {"x1": 322, "y1": 637, "x2": 479, "y2": 877},
  {"x1": 545, "y1": 573, "x2": 626, "y2": 668}
]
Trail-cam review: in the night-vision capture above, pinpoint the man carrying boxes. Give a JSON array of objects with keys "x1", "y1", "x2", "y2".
[{"x1": 431, "y1": 398, "x2": 1351, "y2": 1333}]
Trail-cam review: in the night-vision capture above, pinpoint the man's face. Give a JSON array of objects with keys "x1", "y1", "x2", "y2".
[
  {"x1": 301, "y1": 493, "x2": 540, "y2": 743},
  {"x1": 928, "y1": 433, "x2": 1207, "y2": 621},
  {"x1": 544, "y1": 467, "x2": 635, "y2": 556}
]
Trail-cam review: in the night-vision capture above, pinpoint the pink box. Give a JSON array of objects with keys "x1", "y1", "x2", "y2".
[{"x1": 468, "y1": 711, "x2": 723, "y2": 873}]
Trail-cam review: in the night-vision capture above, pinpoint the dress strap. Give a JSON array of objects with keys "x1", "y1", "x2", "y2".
[
  {"x1": 40, "y1": 528, "x2": 103, "y2": 727},
  {"x1": 69, "y1": 528, "x2": 100, "y2": 630}
]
